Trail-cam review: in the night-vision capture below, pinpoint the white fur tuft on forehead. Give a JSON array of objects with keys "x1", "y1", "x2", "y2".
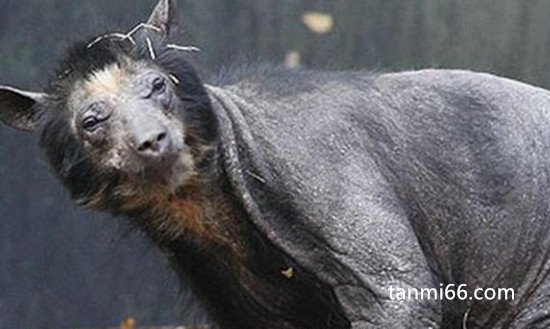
[{"x1": 84, "y1": 64, "x2": 124, "y2": 96}]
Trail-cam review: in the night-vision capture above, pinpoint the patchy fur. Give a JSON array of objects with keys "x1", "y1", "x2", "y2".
[
  {"x1": 84, "y1": 64, "x2": 124, "y2": 96},
  {"x1": 0, "y1": 2, "x2": 352, "y2": 328},
  {"x1": 41, "y1": 34, "x2": 215, "y2": 218},
  {"x1": 19, "y1": 1, "x2": 550, "y2": 328}
]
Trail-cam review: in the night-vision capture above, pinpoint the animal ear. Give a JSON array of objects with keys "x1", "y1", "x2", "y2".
[
  {"x1": 0, "y1": 86, "x2": 46, "y2": 132},
  {"x1": 147, "y1": 0, "x2": 178, "y2": 37}
]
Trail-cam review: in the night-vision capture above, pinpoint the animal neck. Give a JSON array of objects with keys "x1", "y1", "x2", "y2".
[
  {"x1": 124, "y1": 164, "x2": 346, "y2": 329},
  {"x1": 144, "y1": 176, "x2": 243, "y2": 246},
  {"x1": 111, "y1": 93, "x2": 349, "y2": 328}
]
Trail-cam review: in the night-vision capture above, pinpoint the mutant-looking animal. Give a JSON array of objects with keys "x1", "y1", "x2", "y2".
[{"x1": 3, "y1": 1, "x2": 550, "y2": 328}]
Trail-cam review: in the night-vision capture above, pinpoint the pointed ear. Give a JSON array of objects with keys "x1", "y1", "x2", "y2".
[
  {"x1": 0, "y1": 86, "x2": 46, "y2": 132},
  {"x1": 147, "y1": 0, "x2": 178, "y2": 37}
]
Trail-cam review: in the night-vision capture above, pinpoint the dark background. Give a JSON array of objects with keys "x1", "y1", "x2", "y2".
[{"x1": 2, "y1": 1, "x2": 550, "y2": 328}]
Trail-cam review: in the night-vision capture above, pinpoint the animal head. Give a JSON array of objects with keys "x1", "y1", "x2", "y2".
[{"x1": 0, "y1": 0, "x2": 216, "y2": 213}]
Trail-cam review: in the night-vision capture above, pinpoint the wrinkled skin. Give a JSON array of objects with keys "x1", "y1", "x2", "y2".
[
  {"x1": 205, "y1": 69, "x2": 550, "y2": 328},
  {"x1": 2, "y1": 1, "x2": 550, "y2": 328},
  {"x1": 207, "y1": 69, "x2": 550, "y2": 328}
]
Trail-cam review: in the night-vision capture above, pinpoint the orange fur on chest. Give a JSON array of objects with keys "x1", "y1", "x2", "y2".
[
  {"x1": 144, "y1": 185, "x2": 237, "y2": 245},
  {"x1": 163, "y1": 196, "x2": 209, "y2": 238},
  {"x1": 81, "y1": 177, "x2": 237, "y2": 245}
]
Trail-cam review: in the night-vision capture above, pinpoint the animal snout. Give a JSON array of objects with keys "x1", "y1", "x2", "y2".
[{"x1": 134, "y1": 128, "x2": 172, "y2": 160}]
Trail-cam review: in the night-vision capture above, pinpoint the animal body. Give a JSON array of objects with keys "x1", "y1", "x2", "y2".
[{"x1": 2, "y1": 1, "x2": 550, "y2": 328}]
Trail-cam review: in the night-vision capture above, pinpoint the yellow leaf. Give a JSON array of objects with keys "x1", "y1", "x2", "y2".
[
  {"x1": 302, "y1": 12, "x2": 334, "y2": 34},
  {"x1": 284, "y1": 50, "x2": 301, "y2": 69},
  {"x1": 120, "y1": 316, "x2": 136, "y2": 329},
  {"x1": 281, "y1": 267, "x2": 294, "y2": 279}
]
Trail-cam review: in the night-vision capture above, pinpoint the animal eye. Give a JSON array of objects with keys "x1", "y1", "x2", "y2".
[
  {"x1": 80, "y1": 102, "x2": 111, "y2": 132},
  {"x1": 82, "y1": 116, "x2": 100, "y2": 131},
  {"x1": 151, "y1": 77, "x2": 166, "y2": 94}
]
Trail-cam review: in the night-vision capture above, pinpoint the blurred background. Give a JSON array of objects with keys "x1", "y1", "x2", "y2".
[{"x1": 2, "y1": 0, "x2": 550, "y2": 328}]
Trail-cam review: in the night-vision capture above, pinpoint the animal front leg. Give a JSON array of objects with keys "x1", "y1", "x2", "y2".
[{"x1": 316, "y1": 200, "x2": 443, "y2": 328}]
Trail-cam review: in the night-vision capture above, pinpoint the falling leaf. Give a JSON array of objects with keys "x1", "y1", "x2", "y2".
[
  {"x1": 302, "y1": 12, "x2": 334, "y2": 34},
  {"x1": 281, "y1": 267, "x2": 294, "y2": 279},
  {"x1": 284, "y1": 50, "x2": 301, "y2": 69},
  {"x1": 120, "y1": 316, "x2": 136, "y2": 329}
]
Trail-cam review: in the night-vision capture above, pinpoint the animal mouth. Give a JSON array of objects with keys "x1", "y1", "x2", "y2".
[{"x1": 141, "y1": 148, "x2": 181, "y2": 176}]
